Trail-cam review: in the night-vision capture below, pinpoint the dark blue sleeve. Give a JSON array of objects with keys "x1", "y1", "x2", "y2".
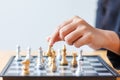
[
  {"x1": 96, "y1": 0, "x2": 120, "y2": 70},
  {"x1": 115, "y1": 11, "x2": 120, "y2": 38},
  {"x1": 96, "y1": 0, "x2": 120, "y2": 31}
]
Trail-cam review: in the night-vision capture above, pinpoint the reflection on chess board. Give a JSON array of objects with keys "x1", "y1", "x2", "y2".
[{"x1": 0, "y1": 56, "x2": 118, "y2": 80}]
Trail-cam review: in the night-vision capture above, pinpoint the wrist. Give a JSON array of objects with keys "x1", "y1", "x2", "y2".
[{"x1": 100, "y1": 29, "x2": 120, "y2": 54}]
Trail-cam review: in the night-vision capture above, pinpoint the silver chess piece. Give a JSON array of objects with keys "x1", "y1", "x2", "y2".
[
  {"x1": 37, "y1": 47, "x2": 45, "y2": 70},
  {"x1": 77, "y1": 50, "x2": 83, "y2": 61},
  {"x1": 25, "y1": 47, "x2": 32, "y2": 60},
  {"x1": 75, "y1": 60, "x2": 83, "y2": 76},
  {"x1": 15, "y1": 45, "x2": 21, "y2": 61},
  {"x1": 56, "y1": 49, "x2": 62, "y2": 61},
  {"x1": 75, "y1": 50, "x2": 84, "y2": 76}
]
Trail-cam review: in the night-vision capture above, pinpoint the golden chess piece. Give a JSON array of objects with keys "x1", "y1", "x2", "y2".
[
  {"x1": 60, "y1": 45, "x2": 68, "y2": 65},
  {"x1": 21, "y1": 59, "x2": 30, "y2": 75},
  {"x1": 51, "y1": 48, "x2": 56, "y2": 62},
  {"x1": 46, "y1": 45, "x2": 52, "y2": 57},
  {"x1": 71, "y1": 52, "x2": 77, "y2": 67},
  {"x1": 51, "y1": 57, "x2": 57, "y2": 72}
]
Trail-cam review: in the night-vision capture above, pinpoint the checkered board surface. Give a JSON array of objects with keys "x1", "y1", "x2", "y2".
[{"x1": 0, "y1": 56, "x2": 118, "y2": 77}]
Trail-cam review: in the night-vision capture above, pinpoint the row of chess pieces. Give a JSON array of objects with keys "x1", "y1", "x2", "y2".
[{"x1": 14, "y1": 45, "x2": 83, "y2": 75}]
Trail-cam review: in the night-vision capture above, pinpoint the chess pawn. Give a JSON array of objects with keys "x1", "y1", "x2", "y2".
[
  {"x1": 71, "y1": 52, "x2": 77, "y2": 67},
  {"x1": 60, "y1": 45, "x2": 68, "y2": 65}
]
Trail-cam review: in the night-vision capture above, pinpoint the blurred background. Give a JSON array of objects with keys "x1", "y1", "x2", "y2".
[{"x1": 0, "y1": 0, "x2": 97, "y2": 52}]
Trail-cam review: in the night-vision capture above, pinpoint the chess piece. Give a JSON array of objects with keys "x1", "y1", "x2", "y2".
[
  {"x1": 71, "y1": 52, "x2": 77, "y2": 67},
  {"x1": 56, "y1": 49, "x2": 62, "y2": 61},
  {"x1": 51, "y1": 58, "x2": 57, "y2": 72},
  {"x1": 48, "y1": 57, "x2": 52, "y2": 67},
  {"x1": 38, "y1": 47, "x2": 44, "y2": 63},
  {"x1": 75, "y1": 60, "x2": 83, "y2": 76},
  {"x1": 51, "y1": 48, "x2": 56, "y2": 62},
  {"x1": 60, "y1": 45, "x2": 68, "y2": 65},
  {"x1": 22, "y1": 59, "x2": 30, "y2": 75},
  {"x1": 15, "y1": 45, "x2": 21, "y2": 61},
  {"x1": 51, "y1": 51, "x2": 57, "y2": 72},
  {"x1": 76, "y1": 50, "x2": 83, "y2": 76},
  {"x1": 47, "y1": 45, "x2": 53, "y2": 67},
  {"x1": 25, "y1": 47, "x2": 32, "y2": 60},
  {"x1": 46, "y1": 45, "x2": 52, "y2": 57},
  {"x1": 48, "y1": 48, "x2": 56, "y2": 67},
  {"x1": 77, "y1": 50, "x2": 83, "y2": 61},
  {"x1": 37, "y1": 47, "x2": 45, "y2": 70}
]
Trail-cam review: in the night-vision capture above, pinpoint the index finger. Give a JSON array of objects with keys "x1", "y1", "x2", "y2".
[{"x1": 49, "y1": 17, "x2": 74, "y2": 46}]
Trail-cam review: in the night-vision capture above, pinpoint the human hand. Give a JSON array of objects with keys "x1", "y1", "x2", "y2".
[{"x1": 48, "y1": 16, "x2": 119, "y2": 52}]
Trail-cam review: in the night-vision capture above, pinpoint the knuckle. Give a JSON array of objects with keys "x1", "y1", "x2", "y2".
[
  {"x1": 77, "y1": 19, "x2": 84, "y2": 24},
  {"x1": 59, "y1": 29, "x2": 65, "y2": 39},
  {"x1": 65, "y1": 37, "x2": 72, "y2": 45},
  {"x1": 59, "y1": 29, "x2": 65, "y2": 36},
  {"x1": 77, "y1": 26, "x2": 88, "y2": 32},
  {"x1": 73, "y1": 43, "x2": 80, "y2": 48},
  {"x1": 73, "y1": 18, "x2": 84, "y2": 25},
  {"x1": 59, "y1": 20, "x2": 68, "y2": 28},
  {"x1": 74, "y1": 45, "x2": 80, "y2": 48},
  {"x1": 82, "y1": 26, "x2": 88, "y2": 31}
]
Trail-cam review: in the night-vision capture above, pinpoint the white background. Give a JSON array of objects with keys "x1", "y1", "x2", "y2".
[{"x1": 0, "y1": 0, "x2": 97, "y2": 52}]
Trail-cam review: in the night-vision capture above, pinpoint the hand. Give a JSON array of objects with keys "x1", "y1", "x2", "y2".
[{"x1": 48, "y1": 16, "x2": 120, "y2": 53}]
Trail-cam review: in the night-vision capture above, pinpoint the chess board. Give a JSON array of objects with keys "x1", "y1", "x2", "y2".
[{"x1": 0, "y1": 55, "x2": 119, "y2": 80}]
